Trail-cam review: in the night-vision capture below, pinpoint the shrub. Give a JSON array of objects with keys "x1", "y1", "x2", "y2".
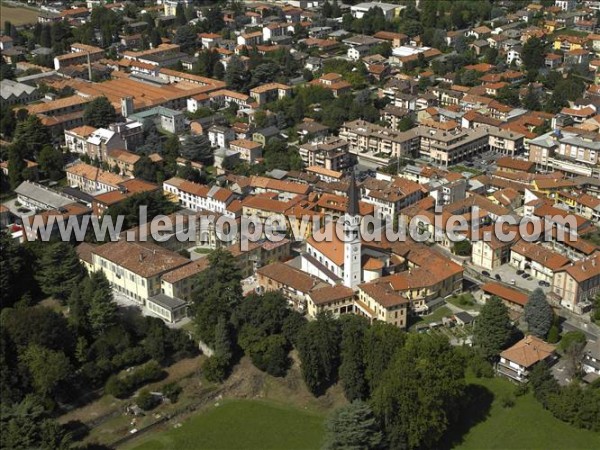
[
  {"x1": 514, "y1": 383, "x2": 529, "y2": 397},
  {"x1": 163, "y1": 382, "x2": 182, "y2": 403},
  {"x1": 105, "y1": 375, "x2": 129, "y2": 398},
  {"x1": 203, "y1": 356, "x2": 226, "y2": 383},
  {"x1": 500, "y1": 393, "x2": 515, "y2": 408},
  {"x1": 136, "y1": 389, "x2": 159, "y2": 411}
]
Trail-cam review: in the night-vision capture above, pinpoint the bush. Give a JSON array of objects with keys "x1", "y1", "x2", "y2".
[
  {"x1": 105, "y1": 375, "x2": 129, "y2": 398},
  {"x1": 104, "y1": 360, "x2": 165, "y2": 399},
  {"x1": 500, "y1": 393, "x2": 515, "y2": 408},
  {"x1": 469, "y1": 354, "x2": 494, "y2": 378},
  {"x1": 163, "y1": 382, "x2": 182, "y2": 403},
  {"x1": 514, "y1": 383, "x2": 529, "y2": 397},
  {"x1": 203, "y1": 356, "x2": 227, "y2": 383},
  {"x1": 111, "y1": 346, "x2": 148, "y2": 369},
  {"x1": 136, "y1": 389, "x2": 159, "y2": 411}
]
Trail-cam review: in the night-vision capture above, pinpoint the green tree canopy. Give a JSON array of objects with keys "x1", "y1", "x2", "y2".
[
  {"x1": 473, "y1": 296, "x2": 512, "y2": 360},
  {"x1": 524, "y1": 288, "x2": 553, "y2": 338},
  {"x1": 83, "y1": 96, "x2": 117, "y2": 128},
  {"x1": 325, "y1": 401, "x2": 382, "y2": 450}
]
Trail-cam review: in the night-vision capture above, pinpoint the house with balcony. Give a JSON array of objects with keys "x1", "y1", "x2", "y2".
[{"x1": 497, "y1": 335, "x2": 556, "y2": 383}]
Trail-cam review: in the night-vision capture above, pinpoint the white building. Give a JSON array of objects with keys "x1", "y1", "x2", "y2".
[
  {"x1": 350, "y1": 2, "x2": 405, "y2": 20},
  {"x1": 163, "y1": 177, "x2": 236, "y2": 216}
]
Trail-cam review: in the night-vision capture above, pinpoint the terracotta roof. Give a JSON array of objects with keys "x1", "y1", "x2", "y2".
[
  {"x1": 497, "y1": 157, "x2": 535, "y2": 172},
  {"x1": 107, "y1": 149, "x2": 140, "y2": 165},
  {"x1": 161, "y1": 259, "x2": 210, "y2": 284},
  {"x1": 358, "y1": 281, "x2": 408, "y2": 309},
  {"x1": 76, "y1": 242, "x2": 96, "y2": 265},
  {"x1": 258, "y1": 262, "x2": 322, "y2": 293},
  {"x1": 66, "y1": 162, "x2": 126, "y2": 188},
  {"x1": 92, "y1": 240, "x2": 189, "y2": 278},
  {"x1": 500, "y1": 335, "x2": 555, "y2": 368},
  {"x1": 482, "y1": 282, "x2": 528, "y2": 307},
  {"x1": 309, "y1": 285, "x2": 354, "y2": 305},
  {"x1": 556, "y1": 253, "x2": 600, "y2": 283},
  {"x1": 67, "y1": 125, "x2": 97, "y2": 137},
  {"x1": 511, "y1": 240, "x2": 570, "y2": 271}
]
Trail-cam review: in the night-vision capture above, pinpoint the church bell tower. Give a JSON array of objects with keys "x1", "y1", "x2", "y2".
[{"x1": 343, "y1": 173, "x2": 361, "y2": 288}]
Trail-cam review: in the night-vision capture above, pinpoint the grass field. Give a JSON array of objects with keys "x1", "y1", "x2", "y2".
[
  {"x1": 1, "y1": 4, "x2": 39, "y2": 25},
  {"x1": 128, "y1": 399, "x2": 325, "y2": 450},
  {"x1": 452, "y1": 376, "x2": 600, "y2": 450}
]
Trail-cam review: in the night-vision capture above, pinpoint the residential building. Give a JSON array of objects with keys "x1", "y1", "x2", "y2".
[
  {"x1": 497, "y1": 335, "x2": 556, "y2": 383},
  {"x1": 14, "y1": 181, "x2": 76, "y2": 211},
  {"x1": 89, "y1": 240, "x2": 189, "y2": 306},
  {"x1": 309, "y1": 73, "x2": 352, "y2": 97},
  {"x1": 229, "y1": 139, "x2": 263, "y2": 163},
  {"x1": 551, "y1": 253, "x2": 600, "y2": 313},
  {"x1": 249, "y1": 83, "x2": 292, "y2": 105},
  {"x1": 163, "y1": 177, "x2": 236, "y2": 215},
  {"x1": 66, "y1": 162, "x2": 127, "y2": 193},
  {"x1": 298, "y1": 138, "x2": 354, "y2": 172},
  {"x1": 106, "y1": 149, "x2": 141, "y2": 176},
  {"x1": 510, "y1": 240, "x2": 570, "y2": 283}
]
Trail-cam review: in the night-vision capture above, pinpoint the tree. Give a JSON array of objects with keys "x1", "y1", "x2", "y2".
[
  {"x1": 397, "y1": 116, "x2": 414, "y2": 132},
  {"x1": 180, "y1": 134, "x2": 213, "y2": 163},
  {"x1": 528, "y1": 361, "x2": 560, "y2": 408},
  {"x1": 363, "y1": 322, "x2": 405, "y2": 394},
  {"x1": 453, "y1": 239, "x2": 472, "y2": 256},
  {"x1": 83, "y1": 96, "x2": 116, "y2": 128},
  {"x1": 296, "y1": 313, "x2": 340, "y2": 396},
  {"x1": 36, "y1": 242, "x2": 86, "y2": 301},
  {"x1": 20, "y1": 344, "x2": 72, "y2": 397},
  {"x1": 371, "y1": 334, "x2": 465, "y2": 449},
  {"x1": 325, "y1": 401, "x2": 382, "y2": 450},
  {"x1": 523, "y1": 86, "x2": 541, "y2": 111},
  {"x1": 524, "y1": 288, "x2": 553, "y2": 339},
  {"x1": 1, "y1": 306, "x2": 74, "y2": 354},
  {"x1": 37, "y1": 145, "x2": 64, "y2": 181},
  {"x1": 338, "y1": 315, "x2": 368, "y2": 402},
  {"x1": 0, "y1": 232, "x2": 26, "y2": 308},
  {"x1": 191, "y1": 249, "x2": 243, "y2": 345},
  {"x1": 225, "y1": 55, "x2": 250, "y2": 92},
  {"x1": 149, "y1": 28, "x2": 162, "y2": 48},
  {"x1": 474, "y1": 296, "x2": 512, "y2": 360},
  {"x1": 133, "y1": 155, "x2": 159, "y2": 182},
  {"x1": 137, "y1": 389, "x2": 159, "y2": 410},
  {"x1": 213, "y1": 61, "x2": 225, "y2": 80},
  {"x1": 174, "y1": 25, "x2": 197, "y2": 52},
  {"x1": 7, "y1": 147, "x2": 26, "y2": 189},
  {"x1": 322, "y1": 0, "x2": 332, "y2": 18},
  {"x1": 175, "y1": 2, "x2": 187, "y2": 26},
  {"x1": 87, "y1": 271, "x2": 118, "y2": 336},
  {"x1": 12, "y1": 114, "x2": 51, "y2": 159},
  {"x1": 521, "y1": 37, "x2": 545, "y2": 72}
]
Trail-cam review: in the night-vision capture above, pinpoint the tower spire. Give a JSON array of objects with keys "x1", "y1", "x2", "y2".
[{"x1": 347, "y1": 172, "x2": 359, "y2": 216}]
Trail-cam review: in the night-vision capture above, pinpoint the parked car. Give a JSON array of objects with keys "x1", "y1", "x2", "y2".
[
  {"x1": 482, "y1": 271, "x2": 491, "y2": 277},
  {"x1": 521, "y1": 273, "x2": 529, "y2": 278},
  {"x1": 495, "y1": 274, "x2": 502, "y2": 281},
  {"x1": 510, "y1": 279, "x2": 516, "y2": 285},
  {"x1": 516, "y1": 270, "x2": 524, "y2": 275}
]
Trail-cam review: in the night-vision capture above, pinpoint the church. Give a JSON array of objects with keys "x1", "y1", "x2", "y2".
[{"x1": 301, "y1": 174, "x2": 390, "y2": 289}]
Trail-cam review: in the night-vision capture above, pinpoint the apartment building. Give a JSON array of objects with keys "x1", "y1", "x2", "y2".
[
  {"x1": 53, "y1": 43, "x2": 104, "y2": 70},
  {"x1": 360, "y1": 173, "x2": 424, "y2": 221},
  {"x1": 510, "y1": 240, "x2": 570, "y2": 284},
  {"x1": 66, "y1": 162, "x2": 127, "y2": 193},
  {"x1": 163, "y1": 177, "x2": 236, "y2": 215},
  {"x1": 298, "y1": 138, "x2": 353, "y2": 172},
  {"x1": 488, "y1": 128, "x2": 525, "y2": 156},
  {"x1": 552, "y1": 253, "x2": 600, "y2": 313},
  {"x1": 229, "y1": 139, "x2": 263, "y2": 163},
  {"x1": 90, "y1": 240, "x2": 190, "y2": 305},
  {"x1": 309, "y1": 73, "x2": 352, "y2": 97},
  {"x1": 356, "y1": 281, "x2": 409, "y2": 328},
  {"x1": 339, "y1": 119, "x2": 420, "y2": 160},
  {"x1": 106, "y1": 149, "x2": 141, "y2": 176},
  {"x1": 418, "y1": 126, "x2": 489, "y2": 167},
  {"x1": 249, "y1": 83, "x2": 292, "y2": 105}
]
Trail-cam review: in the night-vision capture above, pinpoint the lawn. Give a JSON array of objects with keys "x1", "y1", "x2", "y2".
[
  {"x1": 446, "y1": 293, "x2": 481, "y2": 311},
  {"x1": 451, "y1": 376, "x2": 600, "y2": 450},
  {"x1": 409, "y1": 305, "x2": 453, "y2": 330},
  {"x1": 1, "y1": 4, "x2": 39, "y2": 25},
  {"x1": 128, "y1": 399, "x2": 325, "y2": 450}
]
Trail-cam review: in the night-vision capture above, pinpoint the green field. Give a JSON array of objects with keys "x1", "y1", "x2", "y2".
[
  {"x1": 452, "y1": 376, "x2": 600, "y2": 450},
  {"x1": 129, "y1": 400, "x2": 325, "y2": 450}
]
